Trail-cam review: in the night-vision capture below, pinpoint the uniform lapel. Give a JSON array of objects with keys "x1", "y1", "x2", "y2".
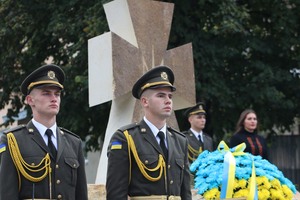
[
  {"x1": 166, "y1": 129, "x2": 174, "y2": 161},
  {"x1": 188, "y1": 129, "x2": 200, "y2": 146},
  {"x1": 202, "y1": 133, "x2": 207, "y2": 150},
  {"x1": 139, "y1": 120, "x2": 163, "y2": 155},
  {"x1": 26, "y1": 121, "x2": 49, "y2": 154},
  {"x1": 56, "y1": 127, "x2": 65, "y2": 161},
  {"x1": 202, "y1": 133, "x2": 212, "y2": 151}
]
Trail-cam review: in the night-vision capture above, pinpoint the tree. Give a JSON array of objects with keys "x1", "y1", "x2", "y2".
[
  {"x1": 1, "y1": 0, "x2": 300, "y2": 151},
  {"x1": 169, "y1": 0, "x2": 300, "y2": 142},
  {"x1": 0, "y1": 0, "x2": 111, "y2": 151}
]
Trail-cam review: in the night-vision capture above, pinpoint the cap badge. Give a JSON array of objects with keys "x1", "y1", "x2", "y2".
[
  {"x1": 199, "y1": 105, "x2": 203, "y2": 110},
  {"x1": 161, "y1": 72, "x2": 168, "y2": 80},
  {"x1": 48, "y1": 71, "x2": 56, "y2": 79}
]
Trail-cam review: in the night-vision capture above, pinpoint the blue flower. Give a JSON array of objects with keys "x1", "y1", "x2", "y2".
[{"x1": 191, "y1": 141, "x2": 297, "y2": 197}]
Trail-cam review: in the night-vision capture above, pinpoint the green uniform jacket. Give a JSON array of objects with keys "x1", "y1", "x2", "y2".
[
  {"x1": 106, "y1": 120, "x2": 192, "y2": 200},
  {"x1": 0, "y1": 120, "x2": 88, "y2": 200},
  {"x1": 184, "y1": 129, "x2": 213, "y2": 164}
]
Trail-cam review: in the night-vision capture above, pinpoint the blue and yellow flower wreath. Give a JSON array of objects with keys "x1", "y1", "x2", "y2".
[{"x1": 190, "y1": 141, "x2": 297, "y2": 200}]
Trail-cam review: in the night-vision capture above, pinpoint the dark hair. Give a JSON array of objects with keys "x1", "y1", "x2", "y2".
[{"x1": 234, "y1": 109, "x2": 258, "y2": 134}]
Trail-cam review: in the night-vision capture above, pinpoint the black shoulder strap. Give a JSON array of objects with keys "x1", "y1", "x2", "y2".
[{"x1": 59, "y1": 127, "x2": 80, "y2": 138}]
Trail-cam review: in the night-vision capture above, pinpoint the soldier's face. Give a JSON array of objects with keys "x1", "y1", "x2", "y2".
[
  {"x1": 141, "y1": 87, "x2": 173, "y2": 119},
  {"x1": 26, "y1": 86, "x2": 61, "y2": 117},
  {"x1": 189, "y1": 114, "x2": 206, "y2": 131}
]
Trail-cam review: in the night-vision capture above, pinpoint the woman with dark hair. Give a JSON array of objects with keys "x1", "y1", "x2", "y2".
[{"x1": 229, "y1": 109, "x2": 269, "y2": 160}]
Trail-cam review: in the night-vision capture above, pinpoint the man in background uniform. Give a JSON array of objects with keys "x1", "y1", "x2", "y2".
[
  {"x1": 106, "y1": 66, "x2": 192, "y2": 200},
  {"x1": 0, "y1": 64, "x2": 88, "y2": 200},
  {"x1": 183, "y1": 102, "x2": 213, "y2": 164}
]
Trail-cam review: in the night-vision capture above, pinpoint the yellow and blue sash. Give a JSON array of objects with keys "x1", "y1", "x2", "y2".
[{"x1": 218, "y1": 141, "x2": 258, "y2": 200}]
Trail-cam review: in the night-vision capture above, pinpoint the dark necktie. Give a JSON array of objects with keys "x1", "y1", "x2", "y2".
[
  {"x1": 198, "y1": 134, "x2": 204, "y2": 148},
  {"x1": 158, "y1": 131, "x2": 168, "y2": 160},
  {"x1": 45, "y1": 129, "x2": 57, "y2": 160}
]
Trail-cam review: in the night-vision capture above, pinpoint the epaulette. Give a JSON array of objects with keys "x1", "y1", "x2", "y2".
[
  {"x1": 59, "y1": 127, "x2": 80, "y2": 139},
  {"x1": 167, "y1": 126, "x2": 186, "y2": 137},
  {"x1": 181, "y1": 130, "x2": 188, "y2": 135},
  {"x1": 118, "y1": 122, "x2": 139, "y2": 132},
  {"x1": 3, "y1": 125, "x2": 26, "y2": 135}
]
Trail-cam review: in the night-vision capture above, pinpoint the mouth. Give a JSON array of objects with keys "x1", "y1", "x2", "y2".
[
  {"x1": 164, "y1": 107, "x2": 172, "y2": 112},
  {"x1": 50, "y1": 104, "x2": 58, "y2": 109}
]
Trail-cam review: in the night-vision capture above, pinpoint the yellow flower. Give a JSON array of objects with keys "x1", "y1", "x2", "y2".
[
  {"x1": 256, "y1": 176, "x2": 271, "y2": 189},
  {"x1": 233, "y1": 188, "x2": 248, "y2": 198},
  {"x1": 270, "y1": 188, "x2": 285, "y2": 200},
  {"x1": 282, "y1": 185, "x2": 293, "y2": 199},
  {"x1": 234, "y1": 179, "x2": 247, "y2": 190},
  {"x1": 203, "y1": 188, "x2": 220, "y2": 200},
  {"x1": 258, "y1": 188, "x2": 270, "y2": 200},
  {"x1": 270, "y1": 179, "x2": 282, "y2": 190}
]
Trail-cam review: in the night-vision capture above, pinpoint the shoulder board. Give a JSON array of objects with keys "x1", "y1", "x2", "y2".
[
  {"x1": 181, "y1": 130, "x2": 188, "y2": 135},
  {"x1": 59, "y1": 127, "x2": 80, "y2": 139},
  {"x1": 167, "y1": 126, "x2": 186, "y2": 137},
  {"x1": 3, "y1": 124, "x2": 26, "y2": 134},
  {"x1": 118, "y1": 122, "x2": 139, "y2": 132},
  {"x1": 203, "y1": 132, "x2": 211, "y2": 137}
]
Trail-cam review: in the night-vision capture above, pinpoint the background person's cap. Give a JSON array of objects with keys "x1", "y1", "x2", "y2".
[{"x1": 184, "y1": 102, "x2": 206, "y2": 117}]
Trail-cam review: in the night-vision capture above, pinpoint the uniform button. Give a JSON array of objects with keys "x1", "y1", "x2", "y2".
[
  {"x1": 56, "y1": 164, "x2": 59, "y2": 169},
  {"x1": 145, "y1": 160, "x2": 148, "y2": 164},
  {"x1": 31, "y1": 163, "x2": 35, "y2": 166},
  {"x1": 57, "y1": 194, "x2": 62, "y2": 199},
  {"x1": 170, "y1": 180, "x2": 173, "y2": 184},
  {"x1": 168, "y1": 164, "x2": 171, "y2": 169},
  {"x1": 56, "y1": 179, "x2": 61, "y2": 184},
  {"x1": 73, "y1": 163, "x2": 76, "y2": 167}
]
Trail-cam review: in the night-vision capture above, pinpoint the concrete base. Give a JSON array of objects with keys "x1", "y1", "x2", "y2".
[
  {"x1": 88, "y1": 184, "x2": 106, "y2": 200},
  {"x1": 87, "y1": 184, "x2": 300, "y2": 199}
]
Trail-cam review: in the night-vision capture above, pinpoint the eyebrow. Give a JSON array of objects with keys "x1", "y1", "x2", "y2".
[
  {"x1": 156, "y1": 91, "x2": 172, "y2": 96},
  {"x1": 41, "y1": 88, "x2": 61, "y2": 92}
]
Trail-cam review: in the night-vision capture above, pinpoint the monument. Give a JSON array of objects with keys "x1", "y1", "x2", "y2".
[{"x1": 88, "y1": 0, "x2": 195, "y2": 184}]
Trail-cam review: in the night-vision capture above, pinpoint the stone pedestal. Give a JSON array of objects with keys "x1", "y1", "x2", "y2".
[
  {"x1": 87, "y1": 184, "x2": 300, "y2": 199},
  {"x1": 87, "y1": 184, "x2": 106, "y2": 200}
]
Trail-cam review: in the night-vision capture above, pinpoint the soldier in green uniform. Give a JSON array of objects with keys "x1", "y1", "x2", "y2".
[
  {"x1": 0, "y1": 64, "x2": 88, "y2": 200},
  {"x1": 183, "y1": 102, "x2": 213, "y2": 164},
  {"x1": 106, "y1": 65, "x2": 192, "y2": 200}
]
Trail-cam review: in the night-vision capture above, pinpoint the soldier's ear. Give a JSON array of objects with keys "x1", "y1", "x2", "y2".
[
  {"x1": 188, "y1": 115, "x2": 193, "y2": 124},
  {"x1": 140, "y1": 96, "x2": 146, "y2": 103},
  {"x1": 140, "y1": 96, "x2": 149, "y2": 107},
  {"x1": 25, "y1": 94, "x2": 33, "y2": 105}
]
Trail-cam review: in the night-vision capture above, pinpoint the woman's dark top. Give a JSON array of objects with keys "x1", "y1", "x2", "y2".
[{"x1": 229, "y1": 128, "x2": 268, "y2": 160}]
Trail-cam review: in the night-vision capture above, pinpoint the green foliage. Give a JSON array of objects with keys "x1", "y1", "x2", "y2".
[
  {"x1": 168, "y1": 0, "x2": 300, "y2": 142},
  {"x1": 1, "y1": 0, "x2": 300, "y2": 150},
  {"x1": 0, "y1": 0, "x2": 109, "y2": 151}
]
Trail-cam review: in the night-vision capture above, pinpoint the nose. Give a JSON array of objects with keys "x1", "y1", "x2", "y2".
[
  {"x1": 165, "y1": 96, "x2": 172, "y2": 104},
  {"x1": 50, "y1": 94, "x2": 58, "y2": 101}
]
